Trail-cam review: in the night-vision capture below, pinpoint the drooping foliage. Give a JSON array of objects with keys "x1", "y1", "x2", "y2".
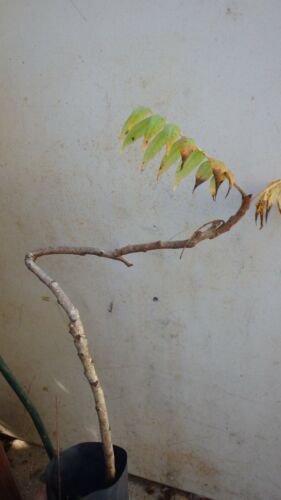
[
  {"x1": 121, "y1": 106, "x2": 281, "y2": 229},
  {"x1": 255, "y1": 179, "x2": 281, "y2": 228},
  {"x1": 121, "y1": 106, "x2": 235, "y2": 199}
]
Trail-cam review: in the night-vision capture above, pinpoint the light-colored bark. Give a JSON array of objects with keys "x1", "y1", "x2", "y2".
[
  {"x1": 25, "y1": 190, "x2": 251, "y2": 481},
  {"x1": 24, "y1": 257, "x2": 116, "y2": 481}
]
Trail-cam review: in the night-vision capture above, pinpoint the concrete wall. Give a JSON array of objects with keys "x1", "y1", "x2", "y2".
[{"x1": 1, "y1": 1, "x2": 281, "y2": 498}]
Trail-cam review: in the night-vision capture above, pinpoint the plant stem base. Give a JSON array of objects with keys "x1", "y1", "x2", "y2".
[{"x1": 45, "y1": 442, "x2": 128, "y2": 500}]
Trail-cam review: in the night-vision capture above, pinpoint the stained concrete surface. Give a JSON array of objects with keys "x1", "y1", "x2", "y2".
[{"x1": 2, "y1": 436, "x2": 210, "y2": 500}]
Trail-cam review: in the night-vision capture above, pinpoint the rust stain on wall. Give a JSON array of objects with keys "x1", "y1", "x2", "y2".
[
  {"x1": 139, "y1": 445, "x2": 219, "y2": 481},
  {"x1": 165, "y1": 448, "x2": 219, "y2": 479}
]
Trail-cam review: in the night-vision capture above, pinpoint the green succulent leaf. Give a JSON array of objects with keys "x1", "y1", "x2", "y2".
[
  {"x1": 120, "y1": 106, "x2": 151, "y2": 142},
  {"x1": 142, "y1": 124, "x2": 181, "y2": 169},
  {"x1": 174, "y1": 150, "x2": 208, "y2": 189}
]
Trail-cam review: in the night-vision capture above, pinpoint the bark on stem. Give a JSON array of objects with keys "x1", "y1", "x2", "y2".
[
  {"x1": 25, "y1": 192, "x2": 251, "y2": 482},
  {"x1": 24, "y1": 257, "x2": 116, "y2": 481}
]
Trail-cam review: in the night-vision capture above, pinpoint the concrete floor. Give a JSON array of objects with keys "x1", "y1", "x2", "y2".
[{"x1": 2, "y1": 436, "x2": 210, "y2": 500}]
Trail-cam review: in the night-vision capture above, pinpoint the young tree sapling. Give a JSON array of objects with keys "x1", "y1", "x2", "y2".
[{"x1": 25, "y1": 106, "x2": 280, "y2": 482}]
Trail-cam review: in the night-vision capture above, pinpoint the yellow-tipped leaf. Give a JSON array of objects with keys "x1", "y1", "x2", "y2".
[
  {"x1": 120, "y1": 106, "x2": 151, "y2": 142},
  {"x1": 193, "y1": 160, "x2": 212, "y2": 192},
  {"x1": 210, "y1": 159, "x2": 235, "y2": 199},
  {"x1": 121, "y1": 108, "x2": 239, "y2": 202},
  {"x1": 157, "y1": 137, "x2": 196, "y2": 178},
  {"x1": 142, "y1": 124, "x2": 181, "y2": 169},
  {"x1": 143, "y1": 115, "x2": 166, "y2": 145},
  {"x1": 174, "y1": 150, "x2": 207, "y2": 189}
]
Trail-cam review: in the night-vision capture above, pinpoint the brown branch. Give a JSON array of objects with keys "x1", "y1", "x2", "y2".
[
  {"x1": 24, "y1": 191, "x2": 251, "y2": 481},
  {"x1": 29, "y1": 193, "x2": 251, "y2": 265}
]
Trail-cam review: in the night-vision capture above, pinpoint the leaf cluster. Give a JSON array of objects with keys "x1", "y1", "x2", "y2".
[
  {"x1": 121, "y1": 106, "x2": 235, "y2": 199},
  {"x1": 121, "y1": 106, "x2": 281, "y2": 228},
  {"x1": 255, "y1": 179, "x2": 281, "y2": 228}
]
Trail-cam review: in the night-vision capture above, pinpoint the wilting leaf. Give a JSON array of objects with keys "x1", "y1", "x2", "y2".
[
  {"x1": 120, "y1": 106, "x2": 151, "y2": 141},
  {"x1": 142, "y1": 124, "x2": 181, "y2": 169},
  {"x1": 193, "y1": 160, "x2": 212, "y2": 192},
  {"x1": 174, "y1": 150, "x2": 207, "y2": 189},
  {"x1": 143, "y1": 115, "x2": 166, "y2": 145},
  {"x1": 255, "y1": 179, "x2": 281, "y2": 228},
  {"x1": 180, "y1": 137, "x2": 197, "y2": 160},
  {"x1": 210, "y1": 159, "x2": 236, "y2": 199},
  {"x1": 121, "y1": 107, "x2": 240, "y2": 202},
  {"x1": 157, "y1": 136, "x2": 196, "y2": 178}
]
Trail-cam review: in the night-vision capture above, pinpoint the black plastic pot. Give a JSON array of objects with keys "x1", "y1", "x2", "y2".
[{"x1": 45, "y1": 442, "x2": 128, "y2": 500}]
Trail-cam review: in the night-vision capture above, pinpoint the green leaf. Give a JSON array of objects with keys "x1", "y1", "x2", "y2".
[
  {"x1": 122, "y1": 114, "x2": 166, "y2": 149},
  {"x1": 121, "y1": 116, "x2": 151, "y2": 149},
  {"x1": 144, "y1": 115, "x2": 166, "y2": 144},
  {"x1": 193, "y1": 160, "x2": 212, "y2": 192},
  {"x1": 157, "y1": 140, "x2": 181, "y2": 178},
  {"x1": 157, "y1": 137, "x2": 197, "y2": 178},
  {"x1": 173, "y1": 150, "x2": 208, "y2": 189},
  {"x1": 120, "y1": 106, "x2": 151, "y2": 141},
  {"x1": 142, "y1": 124, "x2": 181, "y2": 169}
]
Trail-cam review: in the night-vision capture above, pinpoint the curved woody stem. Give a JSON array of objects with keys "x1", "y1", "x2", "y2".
[{"x1": 25, "y1": 190, "x2": 251, "y2": 481}]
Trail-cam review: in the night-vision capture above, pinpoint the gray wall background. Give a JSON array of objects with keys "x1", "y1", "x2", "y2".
[{"x1": 0, "y1": 1, "x2": 281, "y2": 499}]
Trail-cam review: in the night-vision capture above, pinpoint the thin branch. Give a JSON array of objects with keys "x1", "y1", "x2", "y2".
[
  {"x1": 25, "y1": 191, "x2": 251, "y2": 481},
  {"x1": 234, "y1": 182, "x2": 247, "y2": 198},
  {"x1": 28, "y1": 193, "x2": 251, "y2": 265}
]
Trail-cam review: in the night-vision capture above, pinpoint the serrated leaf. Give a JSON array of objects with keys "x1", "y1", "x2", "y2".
[
  {"x1": 210, "y1": 159, "x2": 235, "y2": 199},
  {"x1": 173, "y1": 150, "x2": 207, "y2": 189},
  {"x1": 143, "y1": 115, "x2": 166, "y2": 145},
  {"x1": 142, "y1": 124, "x2": 181, "y2": 169},
  {"x1": 193, "y1": 160, "x2": 212, "y2": 192},
  {"x1": 255, "y1": 179, "x2": 281, "y2": 228},
  {"x1": 120, "y1": 106, "x2": 151, "y2": 141}
]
